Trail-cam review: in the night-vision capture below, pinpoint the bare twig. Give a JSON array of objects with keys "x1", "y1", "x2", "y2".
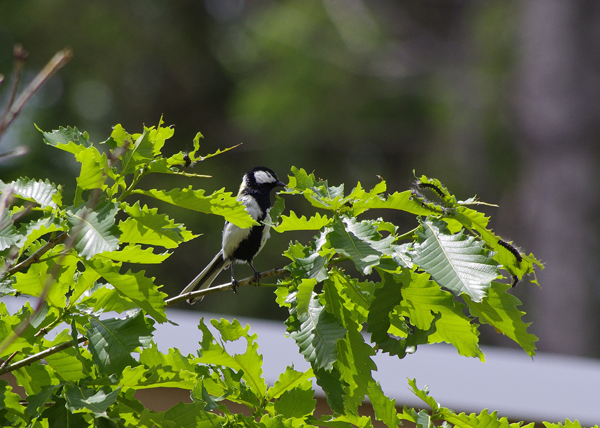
[
  {"x1": 165, "y1": 267, "x2": 289, "y2": 307},
  {"x1": 0, "y1": 47, "x2": 73, "y2": 140}
]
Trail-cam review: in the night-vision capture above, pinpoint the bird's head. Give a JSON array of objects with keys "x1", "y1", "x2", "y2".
[{"x1": 242, "y1": 167, "x2": 286, "y2": 192}]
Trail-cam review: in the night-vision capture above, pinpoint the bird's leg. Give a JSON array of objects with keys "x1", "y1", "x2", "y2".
[
  {"x1": 230, "y1": 264, "x2": 239, "y2": 294},
  {"x1": 249, "y1": 262, "x2": 260, "y2": 285}
]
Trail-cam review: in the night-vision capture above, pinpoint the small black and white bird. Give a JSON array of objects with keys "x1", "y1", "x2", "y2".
[{"x1": 180, "y1": 166, "x2": 285, "y2": 304}]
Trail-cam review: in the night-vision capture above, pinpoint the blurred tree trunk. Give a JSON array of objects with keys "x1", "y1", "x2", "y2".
[{"x1": 513, "y1": 0, "x2": 600, "y2": 356}]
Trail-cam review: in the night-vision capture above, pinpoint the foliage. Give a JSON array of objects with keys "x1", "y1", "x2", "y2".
[{"x1": 0, "y1": 120, "x2": 590, "y2": 428}]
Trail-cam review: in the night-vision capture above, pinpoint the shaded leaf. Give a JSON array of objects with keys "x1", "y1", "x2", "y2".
[
  {"x1": 41, "y1": 125, "x2": 91, "y2": 154},
  {"x1": 289, "y1": 293, "x2": 346, "y2": 371},
  {"x1": 65, "y1": 383, "x2": 120, "y2": 414},
  {"x1": 86, "y1": 310, "x2": 154, "y2": 375},
  {"x1": 465, "y1": 282, "x2": 537, "y2": 357}
]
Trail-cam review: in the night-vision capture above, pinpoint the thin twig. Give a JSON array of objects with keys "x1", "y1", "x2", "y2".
[
  {"x1": 0, "y1": 48, "x2": 73, "y2": 139},
  {"x1": 165, "y1": 267, "x2": 289, "y2": 307},
  {"x1": 4, "y1": 233, "x2": 68, "y2": 277},
  {"x1": 0, "y1": 336, "x2": 87, "y2": 376}
]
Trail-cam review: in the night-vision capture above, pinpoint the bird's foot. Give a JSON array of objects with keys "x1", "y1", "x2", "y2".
[
  {"x1": 253, "y1": 271, "x2": 261, "y2": 286},
  {"x1": 231, "y1": 278, "x2": 239, "y2": 294}
]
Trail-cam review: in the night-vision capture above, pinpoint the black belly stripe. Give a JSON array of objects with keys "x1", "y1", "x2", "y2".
[{"x1": 232, "y1": 224, "x2": 265, "y2": 262}]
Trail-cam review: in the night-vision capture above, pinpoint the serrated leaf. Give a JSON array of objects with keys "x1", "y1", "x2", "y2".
[
  {"x1": 327, "y1": 218, "x2": 390, "y2": 275},
  {"x1": 41, "y1": 125, "x2": 91, "y2": 154},
  {"x1": 197, "y1": 318, "x2": 267, "y2": 397},
  {"x1": 66, "y1": 199, "x2": 120, "y2": 259},
  {"x1": 17, "y1": 216, "x2": 66, "y2": 257},
  {"x1": 121, "y1": 129, "x2": 155, "y2": 174},
  {"x1": 74, "y1": 145, "x2": 109, "y2": 191},
  {"x1": 274, "y1": 211, "x2": 330, "y2": 233},
  {"x1": 163, "y1": 402, "x2": 224, "y2": 427},
  {"x1": 453, "y1": 206, "x2": 544, "y2": 281},
  {"x1": 407, "y1": 378, "x2": 439, "y2": 411},
  {"x1": 41, "y1": 397, "x2": 88, "y2": 428},
  {"x1": 119, "y1": 201, "x2": 197, "y2": 249},
  {"x1": 268, "y1": 366, "x2": 314, "y2": 400},
  {"x1": 84, "y1": 258, "x2": 168, "y2": 322},
  {"x1": 132, "y1": 187, "x2": 256, "y2": 228},
  {"x1": 367, "y1": 381, "x2": 399, "y2": 428},
  {"x1": 65, "y1": 383, "x2": 120, "y2": 414},
  {"x1": 398, "y1": 270, "x2": 484, "y2": 360},
  {"x1": 274, "y1": 385, "x2": 316, "y2": 419},
  {"x1": 465, "y1": 282, "x2": 538, "y2": 357},
  {"x1": 86, "y1": 310, "x2": 154, "y2": 374},
  {"x1": 0, "y1": 178, "x2": 61, "y2": 208},
  {"x1": 366, "y1": 273, "x2": 406, "y2": 357},
  {"x1": 410, "y1": 219, "x2": 499, "y2": 302},
  {"x1": 313, "y1": 366, "x2": 347, "y2": 415},
  {"x1": 44, "y1": 344, "x2": 87, "y2": 381},
  {"x1": 0, "y1": 208, "x2": 19, "y2": 251},
  {"x1": 97, "y1": 244, "x2": 170, "y2": 264},
  {"x1": 289, "y1": 293, "x2": 346, "y2": 371}
]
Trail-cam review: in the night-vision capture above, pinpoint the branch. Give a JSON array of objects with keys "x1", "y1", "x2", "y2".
[
  {"x1": 165, "y1": 267, "x2": 289, "y2": 307},
  {"x1": 0, "y1": 336, "x2": 87, "y2": 376},
  {"x1": 0, "y1": 47, "x2": 72, "y2": 140},
  {"x1": 4, "y1": 232, "x2": 68, "y2": 277}
]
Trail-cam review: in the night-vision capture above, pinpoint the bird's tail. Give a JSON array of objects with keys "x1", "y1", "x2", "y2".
[{"x1": 180, "y1": 250, "x2": 229, "y2": 304}]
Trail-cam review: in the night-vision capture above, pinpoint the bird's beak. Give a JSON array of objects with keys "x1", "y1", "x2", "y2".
[{"x1": 277, "y1": 180, "x2": 286, "y2": 188}]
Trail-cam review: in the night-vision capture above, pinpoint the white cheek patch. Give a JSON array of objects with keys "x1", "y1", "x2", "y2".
[{"x1": 254, "y1": 170, "x2": 275, "y2": 184}]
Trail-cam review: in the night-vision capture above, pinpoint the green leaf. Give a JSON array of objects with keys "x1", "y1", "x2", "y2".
[
  {"x1": 327, "y1": 218, "x2": 392, "y2": 275},
  {"x1": 86, "y1": 310, "x2": 154, "y2": 375},
  {"x1": 119, "y1": 202, "x2": 197, "y2": 249},
  {"x1": 120, "y1": 129, "x2": 155, "y2": 174},
  {"x1": 410, "y1": 219, "x2": 499, "y2": 302},
  {"x1": 66, "y1": 199, "x2": 121, "y2": 259},
  {"x1": 84, "y1": 258, "x2": 168, "y2": 323},
  {"x1": 274, "y1": 385, "x2": 316, "y2": 419},
  {"x1": 274, "y1": 211, "x2": 331, "y2": 233},
  {"x1": 41, "y1": 125, "x2": 91, "y2": 154},
  {"x1": 0, "y1": 208, "x2": 19, "y2": 251},
  {"x1": 0, "y1": 178, "x2": 61, "y2": 208},
  {"x1": 0, "y1": 379, "x2": 28, "y2": 423},
  {"x1": 132, "y1": 187, "x2": 257, "y2": 228},
  {"x1": 398, "y1": 270, "x2": 484, "y2": 360},
  {"x1": 407, "y1": 378, "x2": 439, "y2": 412},
  {"x1": 289, "y1": 293, "x2": 346, "y2": 371},
  {"x1": 74, "y1": 145, "x2": 109, "y2": 191},
  {"x1": 366, "y1": 273, "x2": 406, "y2": 357},
  {"x1": 367, "y1": 381, "x2": 399, "y2": 428},
  {"x1": 268, "y1": 366, "x2": 314, "y2": 400},
  {"x1": 453, "y1": 206, "x2": 544, "y2": 281},
  {"x1": 44, "y1": 342, "x2": 87, "y2": 381},
  {"x1": 65, "y1": 383, "x2": 120, "y2": 414},
  {"x1": 465, "y1": 282, "x2": 537, "y2": 357},
  {"x1": 197, "y1": 318, "x2": 267, "y2": 398},
  {"x1": 97, "y1": 244, "x2": 171, "y2": 264},
  {"x1": 313, "y1": 366, "x2": 347, "y2": 415},
  {"x1": 16, "y1": 215, "x2": 66, "y2": 256},
  {"x1": 163, "y1": 401, "x2": 224, "y2": 427},
  {"x1": 40, "y1": 397, "x2": 88, "y2": 428}
]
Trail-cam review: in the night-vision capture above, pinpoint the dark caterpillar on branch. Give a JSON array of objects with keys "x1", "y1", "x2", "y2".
[
  {"x1": 415, "y1": 181, "x2": 445, "y2": 199},
  {"x1": 498, "y1": 240, "x2": 522, "y2": 263}
]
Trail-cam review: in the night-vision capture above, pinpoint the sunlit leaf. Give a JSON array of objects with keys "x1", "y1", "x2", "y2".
[
  {"x1": 66, "y1": 199, "x2": 120, "y2": 259},
  {"x1": 410, "y1": 218, "x2": 499, "y2": 302}
]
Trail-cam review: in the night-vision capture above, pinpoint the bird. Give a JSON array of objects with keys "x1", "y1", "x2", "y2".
[{"x1": 180, "y1": 166, "x2": 285, "y2": 304}]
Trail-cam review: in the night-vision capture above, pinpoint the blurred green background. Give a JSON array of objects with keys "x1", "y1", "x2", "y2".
[{"x1": 1, "y1": 0, "x2": 598, "y2": 357}]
